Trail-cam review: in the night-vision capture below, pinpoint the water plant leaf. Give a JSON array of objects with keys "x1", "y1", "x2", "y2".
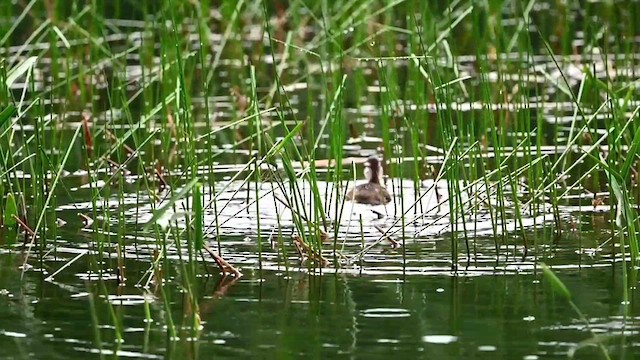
[
  {"x1": 609, "y1": 176, "x2": 639, "y2": 260},
  {"x1": 143, "y1": 178, "x2": 199, "y2": 231},
  {"x1": 266, "y1": 121, "x2": 304, "y2": 159},
  {"x1": 3, "y1": 192, "x2": 18, "y2": 227},
  {"x1": 567, "y1": 333, "x2": 615, "y2": 359},
  {"x1": 193, "y1": 183, "x2": 204, "y2": 251},
  {"x1": 621, "y1": 122, "x2": 640, "y2": 179},
  {"x1": 589, "y1": 150, "x2": 640, "y2": 261},
  {"x1": 0, "y1": 104, "x2": 16, "y2": 128},
  {"x1": 540, "y1": 263, "x2": 571, "y2": 301},
  {"x1": 21, "y1": 124, "x2": 83, "y2": 279},
  {"x1": 5, "y1": 56, "x2": 37, "y2": 87}
]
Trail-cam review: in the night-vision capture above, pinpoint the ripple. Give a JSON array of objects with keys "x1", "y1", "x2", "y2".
[
  {"x1": 0, "y1": 330, "x2": 26, "y2": 338},
  {"x1": 421, "y1": 335, "x2": 458, "y2": 344},
  {"x1": 107, "y1": 294, "x2": 155, "y2": 306},
  {"x1": 361, "y1": 308, "x2": 411, "y2": 318}
]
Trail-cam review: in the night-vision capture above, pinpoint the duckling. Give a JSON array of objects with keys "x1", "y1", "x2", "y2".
[{"x1": 346, "y1": 156, "x2": 391, "y2": 205}]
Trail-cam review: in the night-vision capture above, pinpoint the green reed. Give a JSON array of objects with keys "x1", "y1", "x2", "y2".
[
  {"x1": 541, "y1": 263, "x2": 611, "y2": 359},
  {"x1": 3, "y1": 4, "x2": 635, "y2": 254},
  {"x1": 2, "y1": 2, "x2": 640, "y2": 356}
]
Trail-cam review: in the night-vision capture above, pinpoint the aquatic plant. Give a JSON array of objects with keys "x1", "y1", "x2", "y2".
[{"x1": 1, "y1": 1, "x2": 639, "y2": 357}]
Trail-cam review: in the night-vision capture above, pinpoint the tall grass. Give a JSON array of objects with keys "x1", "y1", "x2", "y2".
[{"x1": 1, "y1": 0, "x2": 640, "y2": 355}]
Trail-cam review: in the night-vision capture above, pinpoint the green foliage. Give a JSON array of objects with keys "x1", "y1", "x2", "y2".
[
  {"x1": 5, "y1": 56, "x2": 37, "y2": 88},
  {"x1": 0, "y1": 104, "x2": 15, "y2": 128},
  {"x1": 540, "y1": 263, "x2": 571, "y2": 301},
  {"x1": 2, "y1": 192, "x2": 17, "y2": 227},
  {"x1": 193, "y1": 182, "x2": 203, "y2": 251}
]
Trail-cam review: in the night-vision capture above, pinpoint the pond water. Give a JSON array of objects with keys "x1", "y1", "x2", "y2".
[
  {"x1": 0, "y1": 175, "x2": 636, "y2": 359},
  {"x1": 3, "y1": 0, "x2": 640, "y2": 359},
  {"x1": 0, "y1": 249, "x2": 637, "y2": 359}
]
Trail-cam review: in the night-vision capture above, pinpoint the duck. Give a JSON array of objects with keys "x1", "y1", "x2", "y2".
[{"x1": 346, "y1": 156, "x2": 391, "y2": 205}]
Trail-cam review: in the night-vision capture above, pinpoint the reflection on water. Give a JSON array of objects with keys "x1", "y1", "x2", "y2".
[
  {"x1": 0, "y1": 170, "x2": 631, "y2": 358},
  {"x1": 0, "y1": 251, "x2": 637, "y2": 359}
]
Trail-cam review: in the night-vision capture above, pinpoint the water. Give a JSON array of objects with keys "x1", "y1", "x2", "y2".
[
  {"x1": 3, "y1": 0, "x2": 640, "y2": 358},
  {"x1": 1, "y1": 253, "x2": 636, "y2": 359},
  {"x1": 0, "y1": 176, "x2": 636, "y2": 359}
]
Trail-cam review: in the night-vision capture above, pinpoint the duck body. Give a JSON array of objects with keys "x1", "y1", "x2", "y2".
[
  {"x1": 346, "y1": 156, "x2": 391, "y2": 205},
  {"x1": 346, "y1": 182, "x2": 391, "y2": 205}
]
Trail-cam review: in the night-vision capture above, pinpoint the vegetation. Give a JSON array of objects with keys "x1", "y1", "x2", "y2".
[{"x1": 1, "y1": 0, "x2": 639, "y2": 358}]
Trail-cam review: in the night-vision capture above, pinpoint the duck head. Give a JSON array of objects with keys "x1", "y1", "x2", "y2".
[{"x1": 364, "y1": 156, "x2": 384, "y2": 185}]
